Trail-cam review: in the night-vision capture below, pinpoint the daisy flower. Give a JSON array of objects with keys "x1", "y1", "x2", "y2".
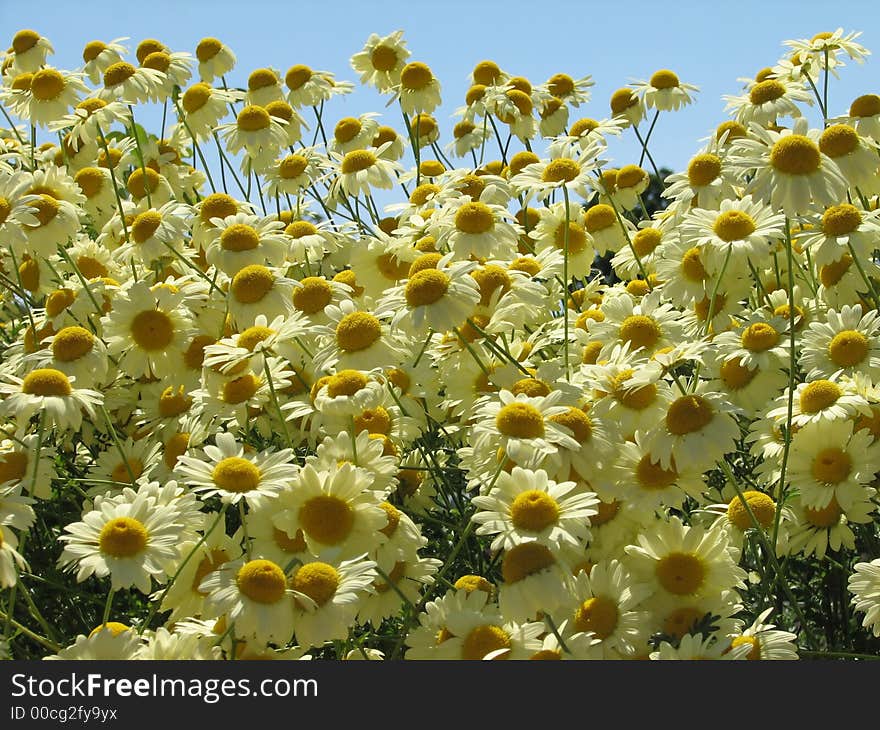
[
  {"x1": 20, "y1": 66, "x2": 89, "y2": 127},
  {"x1": 28, "y1": 325, "x2": 109, "y2": 389},
  {"x1": 290, "y1": 556, "x2": 377, "y2": 647},
  {"x1": 285, "y1": 64, "x2": 350, "y2": 108},
  {"x1": 45, "y1": 625, "x2": 143, "y2": 661},
  {"x1": 102, "y1": 281, "x2": 195, "y2": 379},
  {"x1": 329, "y1": 143, "x2": 403, "y2": 199},
  {"x1": 471, "y1": 466, "x2": 597, "y2": 551},
  {"x1": 226, "y1": 264, "x2": 297, "y2": 328},
  {"x1": 712, "y1": 313, "x2": 791, "y2": 371},
  {"x1": 626, "y1": 516, "x2": 747, "y2": 604},
  {"x1": 799, "y1": 204, "x2": 880, "y2": 269},
  {"x1": 788, "y1": 490, "x2": 875, "y2": 559},
  {"x1": 800, "y1": 305, "x2": 880, "y2": 380},
  {"x1": 0, "y1": 367, "x2": 102, "y2": 432},
  {"x1": 784, "y1": 29, "x2": 870, "y2": 73},
  {"x1": 589, "y1": 289, "x2": 684, "y2": 359},
  {"x1": 200, "y1": 557, "x2": 295, "y2": 645},
  {"x1": 80, "y1": 37, "x2": 128, "y2": 83},
  {"x1": 312, "y1": 300, "x2": 406, "y2": 374},
  {"x1": 727, "y1": 608, "x2": 799, "y2": 660},
  {"x1": 510, "y1": 141, "x2": 602, "y2": 202},
  {"x1": 195, "y1": 37, "x2": 236, "y2": 82},
  {"x1": 787, "y1": 418, "x2": 880, "y2": 510},
  {"x1": 58, "y1": 488, "x2": 184, "y2": 593},
  {"x1": 178, "y1": 82, "x2": 241, "y2": 141},
  {"x1": 471, "y1": 389, "x2": 580, "y2": 468},
  {"x1": 731, "y1": 119, "x2": 848, "y2": 216},
  {"x1": 217, "y1": 105, "x2": 288, "y2": 169},
  {"x1": 9, "y1": 29, "x2": 54, "y2": 73},
  {"x1": 175, "y1": 431, "x2": 297, "y2": 509},
  {"x1": 612, "y1": 83, "x2": 648, "y2": 127},
  {"x1": 767, "y1": 376, "x2": 870, "y2": 428},
  {"x1": 262, "y1": 148, "x2": 327, "y2": 197},
  {"x1": 560, "y1": 559, "x2": 653, "y2": 659},
  {"x1": 816, "y1": 123, "x2": 880, "y2": 194},
  {"x1": 379, "y1": 253, "x2": 480, "y2": 333},
  {"x1": 681, "y1": 196, "x2": 785, "y2": 273},
  {"x1": 204, "y1": 212, "x2": 289, "y2": 275},
  {"x1": 495, "y1": 540, "x2": 573, "y2": 621},
  {"x1": 350, "y1": 31, "x2": 410, "y2": 92},
  {"x1": 395, "y1": 61, "x2": 441, "y2": 115},
  {"x1": 98, "y1": 60, "x2": 165, "y2": 104},
  {"x1": 845, "y1": 93, "x2": 880, "y2": 141},
  {"x1": 723, "y1": 75, "x2": 813, "y2": 126},
  {"x1": 272, "y1": 462, "x2": 388, "y2": 560},
  {"x1": 436, "y1": 197, "x2": 521, "y2": 261},
  {"x1": 114, "y1": 201, "x2": 191, "y2": 265},
  {"x1": 631, "y1": 69, "x2": 699, "y2": 111},
  {"x1": 651, "y1": 633, "x2": 750, "y2": 660},
  {"x1": 849, "y1": 559, "x2": 880, "y2": 637}
]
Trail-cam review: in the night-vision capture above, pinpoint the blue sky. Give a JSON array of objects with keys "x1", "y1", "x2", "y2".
[{"x1": 2, "y1": 0, "x2": 879, "y2": 175}]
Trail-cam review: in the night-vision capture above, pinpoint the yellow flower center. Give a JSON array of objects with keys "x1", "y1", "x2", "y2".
[
  {"x1": 333, "y1": 270, "x2": 364, "y2": 297},
  {"x1": 850, "y1": 94, "x2": 880, "y2": 118},
  {"x1": 636, "y1": 454, "x2": 678, "y2": 489},
  {"x1": 142, "y1": 51, "x2": 170, "y2": 73},
  {"x1": 819, "y1": 254, "x2": 852, "y2": 287},
  {"x1": 632, "y1": 228, "x2": 662, "y2": 258},
  {"x1": 334, "y1": 117, "x2": 362, "y2": 144},
  {"x1": 545, "y1": 409, "x2": 590, "y2": 446},
  {"x1": 222, "y1": 374, "x2": 260, "y2": 404},
  {"x1": 770, "y1": 135, "x2": 821, "y2": 175},
  {"x1": 287, "y1": 220, "x2": 318, "y2": 239},
  {"x1": 300, "y1": 495, "x2": 354, "y2": 545},
  {"x1": 129, "y1": 210, "x2": 162, "y2": 245},
  {"x1": 279, "y1": 154, "x2": 309, "y2": 179},
  {"x1": 713, "y1": 210, "x2": 756, "y2": 242},
  {"x1": 405, "y1": 269, "x2": 449, "y2": 307},
  {"x1": 50, "y1": 326, "x2": 93, "y2": 363},
  {"x1": 273, "y1": 527, "x2": 307, "y2": 553},
  {"x1": 236, "y1": 559, "x2": 286, "y2": 604},
  {"x1": 611, "y1": 370, "x2": 658, "y2": 410},
  {"x1": 811, "y1": 448, "x2": 851, "y2": 484},
  {"x1": 237, "y1": 325, "x2": 274, "y2": 352},
  {"x1": 340, "y1": 149, "x2": 376, "y2": 174},
  {"x1": 196, "y1": 37, "x2": 223, "y2": 62},
  {"x1": 727, "y1": 490, "x2": 776, "y2": 530},
  {"x1": 77, "y1": 97, "x2": 107, "y2": 115},
  {"x1": 130, "y1": 310, "x2": 174, "y2": 351},
  {"x1": 163, "y1": 432, "x2": 190, "y2": 469},
  {"x1": 370, "y1": 44, "x2": 399, "y2": 72},
  {"x1": 354, "y1": 406, "x2": 391, "y2": 435},
  {"x1": 72, "y1": 169, "x2": 105, "y2": 201},
  {"x1": 112, "y1": 462, "x2": 144, "y2": 487},
  {"x1": 741, "y1": 322, "x2": 779, "y2": 352},
  {"x1": 542, "y1": 158, "x2": 580, "y2": 184},
  {"x1": 30, "y1": 68, "x2": 65, "y2": 101},
  {"x1": 799, "y1": 379, "x2": 841, "y2": 413},
  {"x1": 231, "y1": 264, "x2": 274, "y2": 304},
  {"x1": 553, "y1": 221, "x2": 588, "y2": 255},
  {"x1": 573, "y1": 596, "x2": 619, "y2": 639},
  {"x1": 127, "y1": 168, "x2": 160, "y2": 200},
  {"x1": 650, "y1": 69, "x2": 680, "y2": 89},
  {"x1": 509, "y1": 490, "x2": 560, "y2": 532},
  {"x1": 136, "y1": 39, "x2": 165, "y2": 64},
  {"x1": 22, "y1": 368, "x2": 72, "y2": 396},
  {"x1": 496, "y1": 402, "x2": 545, "y2": 439},
  {"x1": 0, "y1": 451, "x2": 28, "y2": 484},
  {"x1": 13, "y1": 29, "x2": 40, "y2": 54},
  {"x1": 236, "y1": 106, "x2": 271, "y2": 132},
  {"x1": 501, "y1": 542, "x2": 555, "y2": 583},
  {"x1": 158, "y1": 385, "x2": 191, "y2": 417},
  {"x1": 822, "y1": 203, "x2": 861, "y2": 237},
  {"x1": 285, "y1": 64, "x2": 311, "y2": 90},
  {"x1": 335, "y1": 311, "x2": 381, "y2": 352},
  {"x1": 681, "y1": 247, "x2": 708, "y2": 282},
  {"x1": 326, "y1": 369, "x2": 368, "y2": 398},
  {"x1": 400, "y1": 62, "x2": 433, "y2": 90},
  {"x1": 804, "y1": 497, "x2": 842, "y2": 527},
  {"x1": 378, "y1": 501, "x2": 401, "y2": 538},
  {"x1": 462, "y1": 624, "x2": 511, "y2": 660},
  {"x1": 610, "y1": 88, "x2": 638, "y2": 114},
  {"x1": 666, "y1": 394, "x2": 714, "y2": 435},
  {"x1": 103, "y1": 61, "x2": 136, "y2": 88},
  {"x1": 720, "y1": 357, "x2": 757, "y2": 390},
  {"x1": 749, "y1": 79, "x2": 786, "y2": 105},
  {"x1": 584, "y1": 204, "x2": 616, "y2": 233},
  {"x1": 212, "y1": 456, "x2": 261, "y2": 493},
  {"x1": 828, "y1": 330, "x2": 869, "y2": 367},
  {"x1": 200, "y1": 193, "x2": 238, "y2": 223},
  {"x1": 455, "y1": 202, "x2": 495, "y2": 234},
  {"x1": 687, "y1": 153, "x2": 722, "y2": 188},
  {"x1": 655, "y1": 552, "x2": 705, "y2": 595},
  {"x1": 248, "y1": 68, "x2": 278, "y2": 91},
  {"x1": 220, "y1": 223, "x2": 260, "y2": 252},
  {"x1": 729, "y1": 635, "x2": 761, "y2": 660},
  {"x1": 192, "y1": 549, "x2": 230, "y2": 595},
  {"x1": 90, "y1": 622, "x2": 131, "y2": 637},
  {"x1": 98, "y1": 516, "x2": 148, "y2": 558},
  {"x1": 617, "y1": 165, "x2": 647, "y2": 190},
  {"x1": 663, "y1": 607, "x2": 705, "y2": 639},
  {"x1": 619, "y1": 314, "x2": 661, "y2": 351},
  {"x1": 30, "y1": 194, "x2": 59, "y2": 226},
  {"x1": 292, "y1": 276, "x2": 331, "y2": 314},
  {"x1": 292, "y1": 562, "x2": 340, "y2": 608},
  {"x1": 819, "y1": 124, "x2": 859, "y2": 158},
  {"x1": 45, "y1": 288, "x2": 74, "y2": 318}
]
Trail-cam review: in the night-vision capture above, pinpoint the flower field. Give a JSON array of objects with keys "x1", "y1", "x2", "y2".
[{"x1": 2, "y1": 26, "x2": 880, "y2": 660}]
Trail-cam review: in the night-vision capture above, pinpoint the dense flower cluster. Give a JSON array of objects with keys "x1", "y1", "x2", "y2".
[{"x1": 0, "y1": 26, "x2": 879, "y2": 660}]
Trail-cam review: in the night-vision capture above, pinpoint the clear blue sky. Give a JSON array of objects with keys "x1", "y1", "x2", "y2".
[{"x1": 2, "y1": 0, "x2": 879, "y2": 174}]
